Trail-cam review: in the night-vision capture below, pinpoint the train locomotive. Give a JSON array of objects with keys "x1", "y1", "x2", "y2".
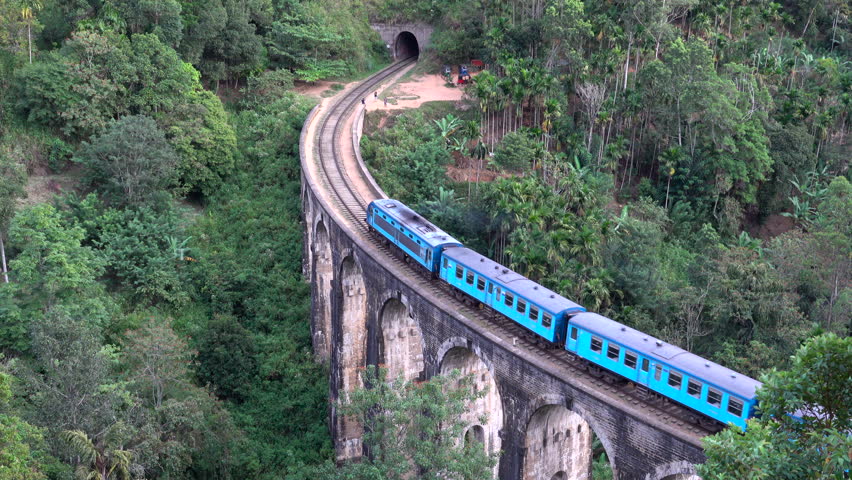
[{"x1": 366, "y1": 198, "x2": 760, "y2": 430}]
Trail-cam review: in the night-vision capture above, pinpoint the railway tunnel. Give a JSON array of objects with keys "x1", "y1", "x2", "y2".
[{"x1": 394, "y1": 31, "x2": 419, "y2": 59}]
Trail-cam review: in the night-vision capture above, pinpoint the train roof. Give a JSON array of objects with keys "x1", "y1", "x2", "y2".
[
  {"x1": 371, "y1": 199, "x2": 462, "y2": 248},
  {"x1": 443, "y1": 247, "x2": 585, "y2": 315},
  {"x1": 570, "y1": 312, "x2": 762, "y2": 400}
]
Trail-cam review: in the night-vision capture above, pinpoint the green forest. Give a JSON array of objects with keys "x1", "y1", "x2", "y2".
[{"x1": 0, "y1": 0, "x2": 849, "y2": 478}]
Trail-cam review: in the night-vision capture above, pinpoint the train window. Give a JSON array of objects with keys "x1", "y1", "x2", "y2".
[
  {"x1": 477, "y1": 277, "x2": 485, "y2": 291},
  {"x1": 543, "y1": 313, "x2": 552, "y2": 328},
  {"x1": 504, "y1": 293, "x2": 514, "y2": 307},
  {"x1": 455, "y1": 265, "x2": 463, "y2": 279},
  {"x1": 654, "y1": 365, "x2": 662, "y2": 381},
  {"x1": 641, "y1": 358, "x2": 649, "y2": 372},
  {"x1": 443, "y1": 258, "x2": 448, "y2": 269},
  {"x1": 668, "y1": 371, "x2": 683, "y2": 389},
  {"x1": 426, "y1": 250, "x2": 431, "y2": 264},
  {"x1": 607, "y1": 344, "x2": 620, "y2": 360},
  {"x1": 517, "y1": 299, "x2": 527, "y2": 313},
  {"x1": 466, "y1": 271, "x2": 474, "y2": 285},
  {"x1": 624, "y1": 351, "x2": 638, "y2": 369},
  {"x1": 529, "y1": 306, "x2": 539, "y2": 321},
  {"x1": 487, "y1": 284, "x2": 494, "y2": 294},
  {"x1": 728, "y1": 397, "x2": 744, "y2": 417},
  {"x1": 591, "y1": 336, "x2": 603, "y2": 353},
  {"x1": 707, "y1": 388, "x2": 722, "y2": 407},
  {"x1": 687, "y1": 379, "x2": 702, "y2": 398},
  {"x1": 570, "y1": 327, "x2": 578, "y2": 340}
]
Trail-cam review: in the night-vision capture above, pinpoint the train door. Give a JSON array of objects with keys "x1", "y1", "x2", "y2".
[
  {"x1": 565, "y1": 324, "x2": 579, "y2": 352},
  {"x1": 425, "y1": 249, "x2": 432, "y2": 270},
  {"x1": 637, "y1": 357, "x2": 651, "y2": 386},
  {"x1": 489, "y1": 285, "x2": 501, "y2": 311}
]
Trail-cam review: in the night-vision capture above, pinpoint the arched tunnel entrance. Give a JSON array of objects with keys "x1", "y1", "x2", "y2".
[{"x1": 394, "y1": 31, "x2": 419, "y2": 59}]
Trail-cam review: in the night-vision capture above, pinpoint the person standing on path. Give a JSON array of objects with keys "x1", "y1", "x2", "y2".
[
  {"x1": 374, "y1": 91, "x2": 378, "y2": 99},
  {"x1": 361, "y1": 98, "x2": 365, "y2": 105},
  {"x1": 383, "y1": 98, "x2": 387, "y2": 107}
]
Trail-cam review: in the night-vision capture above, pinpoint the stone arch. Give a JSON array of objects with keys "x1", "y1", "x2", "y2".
[
  {"x1": 568, "y1": 403, "x2": 618, "y2": 477},
  {"x1": 394, "y1": 31, "x2": 419, "y2": 59},
  {"x1": 378, "y1": 297, "x2": 424, "y2": 382},
  {"x1": 336, "y1": 254, "x2": 368, "y2": 461},
  {"x1": 645, "y1": 461, "x2": 702, "y2": 480},
  {"x1": 439, "y1": 345, "x2": 503, "y2": 474},
  {"x1": 521, "y1": 404, "x2": 593, "y2": 480},
  {"x1": 464, "y1": 424, "x2": 485, "y2": 447},
  {"x1": 312, "y1": 219, "x2": 333, "y2": 360}
]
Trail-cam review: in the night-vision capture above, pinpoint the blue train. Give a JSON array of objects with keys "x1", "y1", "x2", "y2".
[{"x1": 366, "y1": 199, "x2": 761, "y2": 430}]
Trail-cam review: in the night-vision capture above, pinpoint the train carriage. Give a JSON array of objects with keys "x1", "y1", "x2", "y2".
[
  {"x1": 366, "y1": 198, "x2": 764, "y2": 430},
  {"x1": 367, "y1": 200, "x2": 462, "y2": 273},
  {"x1": 566, "y1": 312, "x2": 761, "y2": 429},
  {"x1": 440, "y1": 247, "x2": 585, "y2": 343}
]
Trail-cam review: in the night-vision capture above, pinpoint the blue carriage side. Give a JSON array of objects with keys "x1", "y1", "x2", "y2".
[
  {"x1": 440, "y1": 247, "x2": 585, "y2": 344},
  {"x1": 566, "y1": 312, "x2": 761, "y2": 430},
  {"x1": 366, "y1": 199, "x2": 462, "y2": 273}
]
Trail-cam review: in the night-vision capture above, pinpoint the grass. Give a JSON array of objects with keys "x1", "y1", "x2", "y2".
[{"x1": 326, "y1": 55, "x2": 392, "y2": 83}]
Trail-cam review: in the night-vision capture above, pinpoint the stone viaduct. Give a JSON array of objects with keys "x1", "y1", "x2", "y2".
[{"x1": 300, "y1": 60, "x2": 707, "y2": 479}]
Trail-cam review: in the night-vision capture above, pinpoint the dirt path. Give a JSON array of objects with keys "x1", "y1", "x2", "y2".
[
  {"x1": 21, "y1": 165, "x2": 85, "y2": 208},
  {"x1": 367, "y1": 73, "x2": 466, "y2": 111}
]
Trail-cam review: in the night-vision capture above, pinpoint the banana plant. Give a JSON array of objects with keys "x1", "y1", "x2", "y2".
[
  {"x1": 166, "y1": 236, "x2": 193, "y2": 261},
  {"x1": 433, "y1": 114, "x2": 462, "y2": 146}
]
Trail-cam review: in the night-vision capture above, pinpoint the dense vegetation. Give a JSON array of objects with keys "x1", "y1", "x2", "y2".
[
  {"x1": 0, "y1": 0, "x2": 385, "y2": 476},
  {"x1": 359, "y1": 0, "x2": 850, "y2": 473},
  {"x1": 362, "y1": 0, "x2": 850, "y2": 378},
  {"x1": 0, "y1": 0, "x2": 848, "y2": 478},
  {"x1": 699, "y1": 333, "x2": 851, "y2": 478}
]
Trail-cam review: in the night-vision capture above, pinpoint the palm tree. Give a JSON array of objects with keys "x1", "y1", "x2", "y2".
[
  {"x1": 62, "y1": 430, "x2": 132, "y2": 480},
  {"x1": 20, "y1": 2, "x2": 41, "y2": 64},
  {"x1": 541, "y1": 98, "x2": 561, "y2": 154},
  {"x1": 659, "y1": 147, "x2": 683, "y2": 210}
]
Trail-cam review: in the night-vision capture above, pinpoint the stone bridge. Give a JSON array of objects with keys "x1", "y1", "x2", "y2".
[
  {"x1": 300, "y1": 66, "x2": 707, "y2": 479},
  {"x1": 371, "y1": 23, "x2": 433, "y2": 59}
]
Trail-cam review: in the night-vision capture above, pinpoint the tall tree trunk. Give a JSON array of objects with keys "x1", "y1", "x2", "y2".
[
  {"x1": 27, "y1": 23, "x2": 32, "y2": 63},
  {"x1": 0, "y1": 235, "x2": 8, "y2": 283},
  {"x1": 802, "y1": 6, "x2": 816, "y2": 36},
  {"x1": 830, "y1": 10, "x2": 839, "y2": 52},
  {"x1": 623, "y1": 34, "x2": 632, "y2": 91},
  {"x1": 665, "y1": 174, "x2": 672, "y2": 210}
]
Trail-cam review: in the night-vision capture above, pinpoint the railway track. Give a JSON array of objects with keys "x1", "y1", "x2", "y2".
[{"x1": 305, "y1": 59, "x2": 714, "y2": 445}]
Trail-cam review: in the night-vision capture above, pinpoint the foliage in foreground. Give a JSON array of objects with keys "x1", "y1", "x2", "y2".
[
  {"x1": 699, "y1": 333, "x2": 852, "y2": 480},
  {"x1": 308, "y1": 366, "x2": 498, "y2": 480}
]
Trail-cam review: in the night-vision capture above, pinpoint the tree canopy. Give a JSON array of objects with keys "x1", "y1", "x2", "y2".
[{"x1": 699, "y1": 333, "x2": 852, "y2": 480}]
